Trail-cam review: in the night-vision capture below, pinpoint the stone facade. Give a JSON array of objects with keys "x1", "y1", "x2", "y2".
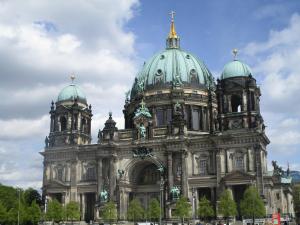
[{"x1": 41, "y1": 20, "x2": 295, "y2": 223}]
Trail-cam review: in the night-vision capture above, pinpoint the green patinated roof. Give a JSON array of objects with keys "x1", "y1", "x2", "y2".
[
  {"x1": 131, "y1": 48, "x2": 215, "y2": 98},
  {"x1": 221, "y1": 59, "x2": 252, "y2": 80},
  {"x1": 57, "y1": 84, "x2": 87, "y2": 104}
]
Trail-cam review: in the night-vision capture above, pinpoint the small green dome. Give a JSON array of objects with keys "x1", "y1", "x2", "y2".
[
  {"x1": 221, "y1": 60, "x2": 252, "y2": 80},
  {"x1": 131, "y1": 48, "x2": 214, "y2": 98},
  {"x1": 57, "y1": 84, "x2": 87, "y2": 104}
]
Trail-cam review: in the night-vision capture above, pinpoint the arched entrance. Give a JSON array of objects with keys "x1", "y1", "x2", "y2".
[{"x1": 129, "y1": 162, "x2": 161, "y2": 209}]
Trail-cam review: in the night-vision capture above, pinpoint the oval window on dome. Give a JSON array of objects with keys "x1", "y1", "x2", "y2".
[
  {"x1": 157, "y1": 69, "x2": 163, "y2": 75},
  {"x1": 186, "y1": 54, "x2": 190, "y2": 59},
  {"x1": 160, "y1": 55, "x2": 165, "y2": 59}
]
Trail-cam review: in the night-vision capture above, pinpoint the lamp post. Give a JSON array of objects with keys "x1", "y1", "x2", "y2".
[
  {"x1": 17, "y1": 188, "x2": 20, "y2": 225},
  {"x1": 192, "y1": 188, "x2": 196, "y2": 225},
  {"x1": 159, "y1": 176, "x2": 164, "y2": 225}
]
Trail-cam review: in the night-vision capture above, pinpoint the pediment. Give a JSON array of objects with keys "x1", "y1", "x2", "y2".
[{"x1": 222, "y1": 170, "x2": 255, "y2": 181}]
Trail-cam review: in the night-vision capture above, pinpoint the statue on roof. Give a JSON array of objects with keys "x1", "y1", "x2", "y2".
[{"x1": 272, "y1": 160, "x2": 284, "y2": 177}]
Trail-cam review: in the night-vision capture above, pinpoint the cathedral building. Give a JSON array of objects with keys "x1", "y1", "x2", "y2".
[{"x1": 41, "y1": 16, "x2": 294, "y2": 222}]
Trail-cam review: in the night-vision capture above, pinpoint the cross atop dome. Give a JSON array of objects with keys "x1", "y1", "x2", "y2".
[
  {"x1": 232, "y1": 48, "x2": 238, "y2": 60},
  {"x1": 70, "y1": 74, "x2": 76, "y2": 83},
  {"x1": 166, "y1": 10, "x2": 180, "y2": 49}
]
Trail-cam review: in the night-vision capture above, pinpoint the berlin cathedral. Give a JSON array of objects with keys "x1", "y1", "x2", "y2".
[{"x1": 42, "y1": 15, "x2": 295, "y2": 223}]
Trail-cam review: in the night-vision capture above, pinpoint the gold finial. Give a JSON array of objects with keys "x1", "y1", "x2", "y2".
[
  {"x1": 232, "y1": 48, "x2": 238, "y2": 60},
  {"x1": 70, "y1": 73, "x2": 75, "y2": 83},
  {"x1": 168, "y1": 11, "x2": 177, "y2": 38}
]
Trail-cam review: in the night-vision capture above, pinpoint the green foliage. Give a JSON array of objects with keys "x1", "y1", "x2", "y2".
[
  {"x1": 24, "y1": 188, "x2": 42, "y2": 207},
  {"x1": 0, "y1": 201, "x2": 7, "y2": 223},
  {"x1": 240, "y1": 186, "x2": 266, "y2": 219},
  {"x1": 101, "y1": 201, "x2": 117, "y2": 223},
  {"x1": 147, "y1": 198, "x2": 160, "y2": 222},
  {"x1": 218, "y1": 189, "x2": 237, "y2": 219},
  {"x1": 174, "y1": 196, "x2": 191, "y2": 223},
  {"x1": 198, "y1": 196, "x2": 214, "y2": 221},
  {"x1": 127, "y1": 198, "x2": 145, "y2": 222},
  {"x1": 46, "y1": 199, "x2": 63, "y2": 222},
  {"x1": 65, "y1": 201, "x2": 80, "y2": 221},
  {"x1": 27, "y1": 201, "x2": 42, "y2": 225},
  {"x1": 0, "y1": 184, "x2": 42, "y2": 225},
  {"x1": 293, "y1": 185, "x2": 300, "y2": 221}
]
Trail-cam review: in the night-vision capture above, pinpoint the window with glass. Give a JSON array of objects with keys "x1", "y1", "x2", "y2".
[
  {"x1": 57, "y1": 168, "x2": 63, "y2": 181},
  {"x1": 199, "y1": 160, "x2": 207, "y2": 175},
  {"x1": 156, "y1": 109, "x2": 164, "y2": 126},
  {"x1": 235, "y1": 156, "x2": 244, "y2": 171},
  {"x1": 85, "y1": 167, "x2": 96, "y2": 180},
  {"x1": 192, "y1": 108, "x2": 200, "y2": 130}
]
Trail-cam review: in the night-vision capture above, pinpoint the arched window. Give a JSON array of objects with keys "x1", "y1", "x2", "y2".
[
  {"x1": 57, "y1": 167, "x2": 63, "y2": 181},
  {"x1": 81, "y1": 118, "x2": 86, "y2": 133},
  {"x1": 156, "y1": 107, "x2": 172, "y2": 126},
  {"x1": 231, "y1": 94, "x2": 242, "y2": 112},
  {"x1": 138, "y1": 164, "x2": 160, "y2": 185},
  {"x1": 85, "y1": 167, "x2": 96, "y2": 181},
  {"x1": 60, "y1": 116, "x2": 67, "y2": 131},
  {"x1": 199, "y1": 160, "x2": 207, "y2": 175},
  {"x1": 235, "y1": 156, "x2": 244, "y2": 171}
]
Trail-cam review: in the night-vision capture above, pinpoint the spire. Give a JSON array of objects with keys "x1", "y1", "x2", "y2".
[
  {"x1": 168, "y1": 11, "x2": 177, "y2": 38},
  {"x1": 166, "y1": 11, "x2": 180, "y2": 49}
]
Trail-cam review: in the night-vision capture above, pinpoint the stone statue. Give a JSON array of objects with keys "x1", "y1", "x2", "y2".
[
  {"x1": 170, "y1": 186, "x2": 180, "y2": 200},
  {"x1": 118, "y1": 169, "x2": 125, "y2": 178},
  {"x1": 97, "y1": 129, "x2": 103, "y2": 143},
  {"x1": 139, "y1": 123, "x2": 146, "y2": 138},
  {"x1": 272, "y1": 160, "x2": 284, "y2": 177},
  {"x1": 125, "y1": 90, "x2": 130, "y2": 102},
  {"x1": 45, "y1": 136, "x2": 49, "y2": 148},
  {"x1": 173, "y1": 74, "x2": 183, "y2": 87},
  {"x1": 137, "y1": 79, "x2": 144, "y2": 93},
  {"x1": 100, "y1": 190, "x2": 108, "y2": 203}
]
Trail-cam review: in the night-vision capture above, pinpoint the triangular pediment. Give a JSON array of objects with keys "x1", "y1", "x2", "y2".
[{"x1": 222, "y1": 170, "x2": 255, "y2": 181}]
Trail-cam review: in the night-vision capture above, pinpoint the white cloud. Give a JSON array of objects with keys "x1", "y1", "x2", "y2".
[
  {"x1": 0, "y1": 0, "x2": 139, "y2": 189},
  {"x1": 243, "y1": 13, "x2": 300, "y2": 163}
]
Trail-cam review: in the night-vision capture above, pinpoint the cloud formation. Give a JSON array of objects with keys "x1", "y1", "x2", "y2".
[
  {"x1": 0, "y1": 0, "x2": 139, "y2": 189},
  {"x1": 244, "y1": 13, "x2": 300, "y2": 168}
]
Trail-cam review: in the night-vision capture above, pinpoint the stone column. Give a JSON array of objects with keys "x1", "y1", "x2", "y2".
[
  {"x1": 181, "y1": 151, "x2": 188, "y2": 196},
  {"x1": 168, "y1": 152, "x2": 173, "y2": 189},
  {"x1": 81, "y1": 193, "x2": 86, "y2": 221},
  {"x1": 109, "y1": 157, "x2": 117, "y2": 201},
  {"x1": 70, "y1": 161, "x2": 77, "y2": 201},
  {"x1": 97, "y1": 158, "x2": 103, "y2": 198}
]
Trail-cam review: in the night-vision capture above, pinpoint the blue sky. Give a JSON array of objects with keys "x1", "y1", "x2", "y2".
[{"x1": 0, "y1": 0, "x2": 299, "y2": 189}]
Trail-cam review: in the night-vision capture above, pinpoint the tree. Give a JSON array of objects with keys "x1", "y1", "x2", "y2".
[
  {"x1": 127, "y1": 198, "x2": 145, "y2": 223},
  {"x1": 24, "y1": 188, "x2": 42, "y2": 207},
  {"x1": 218, "y1": 189, "x2": 237, "y2": 225},
  {"x1": 27, "y1": 201, "x2": 42, "y2": 225},
  {"x1": 174, "y1": 196, "x2": 191, "y2": 225},
  {"x1": 46, "y1": 199, "x2": 63, "y2": 222},
  {"x1": 65, "y1": 201, "x2": 80, "y2": 223},
  {"x1": 101, "y1": 201, "x2": 117, "y2": 225},
  {"x1": 148, "y1": 198, "x2": 160, "y2": 224},
  {"x1": 198, "y1": 196, "x2": 214, "y2": 222},
  {"x1": 0, "y1": 201, "x2": 7, "y2": 224},
  {"x1": 240, "y1": 186, "x2": 266, "y2": 225}
]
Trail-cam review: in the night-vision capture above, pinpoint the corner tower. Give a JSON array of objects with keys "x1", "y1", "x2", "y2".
[
  {"x1": 216, "y1": 49, "x2": 264, "y2": 131},
  {"x1": 46, "y1": 76, "x2": 92, "y2": 147}
]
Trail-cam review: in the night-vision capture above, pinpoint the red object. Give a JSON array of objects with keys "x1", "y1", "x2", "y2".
[{"x1": 272, "y1": 213, "x2": 281, "y2": 225}]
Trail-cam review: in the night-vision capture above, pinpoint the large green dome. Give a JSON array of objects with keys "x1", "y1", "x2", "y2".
[
  {"x1": 221, "y1": 60, "x2": 252, "y2": 80},
  {"x1": 131, "y1": 48, "x2": 214, "y2": 98},
  {"x1": 57, "y1": 84, "x2": 87, "y2": 104}
]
